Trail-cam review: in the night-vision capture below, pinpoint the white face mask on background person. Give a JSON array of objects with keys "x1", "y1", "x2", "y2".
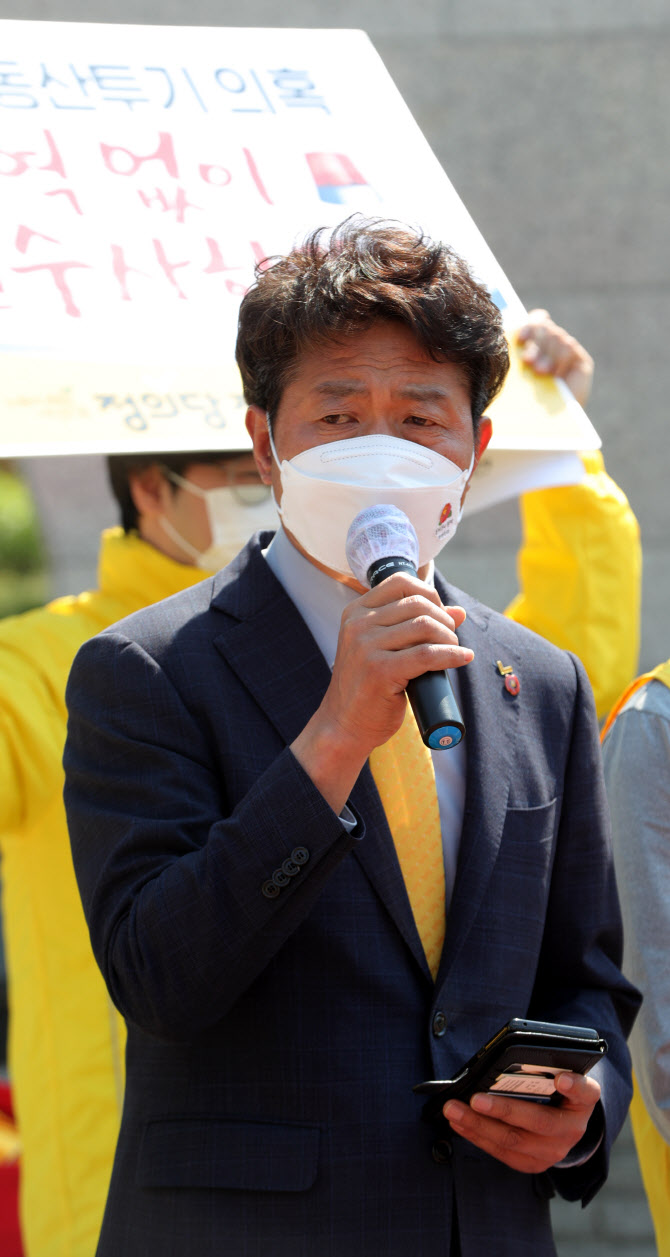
[
  {"x1": 159, "y1": 470, "x2": 278, "y2": 571},
  {"x1": 268, "y1": 427, "x2": 475, "y2": 576}
]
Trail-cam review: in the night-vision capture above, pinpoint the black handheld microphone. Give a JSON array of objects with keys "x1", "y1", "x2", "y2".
[{"x1": 345, "y1": 505, "x2": 465, "y2": 750}]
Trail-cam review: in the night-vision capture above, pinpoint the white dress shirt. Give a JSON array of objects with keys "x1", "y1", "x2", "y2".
[{"x1": 264, "y1": 526, "x2": 466, "y2": 911}]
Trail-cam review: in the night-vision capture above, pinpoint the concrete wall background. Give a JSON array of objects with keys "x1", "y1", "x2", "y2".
[{"x1": 2, "y1": 1, "x2": 666, "y2": 1252}]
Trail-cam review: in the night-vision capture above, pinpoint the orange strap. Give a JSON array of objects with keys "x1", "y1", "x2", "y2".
[{"x1": 601, "y1": 659, "x2": 670, "y2": 743}]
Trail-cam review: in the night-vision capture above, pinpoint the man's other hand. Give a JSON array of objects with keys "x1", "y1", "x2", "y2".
[
  {"x1": 443, "y1": 1071, "x2": 601, "y2": 1173},
  {"x1": 517, "y1": 309, "x2": 594, "y2": 408}
]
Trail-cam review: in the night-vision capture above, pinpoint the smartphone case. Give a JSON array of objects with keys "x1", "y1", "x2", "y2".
[{"x1": 414, "y1": 1018, "x2": 608, "y2": 1120}]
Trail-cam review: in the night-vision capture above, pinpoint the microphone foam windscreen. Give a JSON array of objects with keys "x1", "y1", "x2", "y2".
[{"x1": 345, "y1": 504, "x2": 420, "y2": 586}]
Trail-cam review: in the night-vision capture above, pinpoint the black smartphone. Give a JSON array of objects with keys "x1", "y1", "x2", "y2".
[{"x1": 414, "y1": 1018, "x2": 607, "y2": 1118}]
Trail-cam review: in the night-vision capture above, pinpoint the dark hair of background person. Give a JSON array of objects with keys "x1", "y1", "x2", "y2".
[
  {"x1": 107, "y1": 451, "x2": 251, "y2": 534},
  {"x1": 236, "y1": 216, "x2": 510, "y2": 428}
]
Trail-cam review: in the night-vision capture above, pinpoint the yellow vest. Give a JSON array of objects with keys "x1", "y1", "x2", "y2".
[
  {"x1": 0, "y1": 529, "x2": 212, "y2": 1257},
  {"x1": 506, "y1": 451, "x2": 641, "y2": 720},
  {"x1": 602, "y1": 659, "x2": 670, "y2": 1257}
]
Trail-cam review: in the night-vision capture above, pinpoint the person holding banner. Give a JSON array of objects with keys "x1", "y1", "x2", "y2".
[
  {"x1": 505, "y1": 310, "x2": 641, "y2": 722},
  {"x1": 601, "y1": 664, "x2": 670, "y2": 1257},
  {"x1": 63, "y1": 219, "x2": 639, "y2": 1257}
]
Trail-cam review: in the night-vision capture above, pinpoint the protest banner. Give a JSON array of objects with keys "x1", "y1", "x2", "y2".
[{"x1": 0, "y1": 20, "x2": 597, "y2": 508}]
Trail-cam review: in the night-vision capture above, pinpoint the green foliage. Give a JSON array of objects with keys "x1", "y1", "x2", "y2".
[
  {"x1": 0, "y1": 467, "x2": 48, "y2": 618},
  {"x1": 0, "y1": 468, "x2": 45, "y2": 570}
]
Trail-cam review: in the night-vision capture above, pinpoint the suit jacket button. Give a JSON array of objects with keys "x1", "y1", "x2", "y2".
[
  {"x1": 272, "y1": 867, "x2": 290, "y2": 887},
  {"x1": 261, "y1": 879, "x2": 280, "y2": 899},
  {"x1": 432, "y1": 1011, "x2": 447, "y2": 1038},
  {"x1": 292, "y1": 846, "x2": 310, "y2": 866},
  {"x1": 282, "y1": 857, "x2": 300, "y2": 877},
  {"x1": 432, "y1": 1138, "x2": 452, "y2": 1164}
]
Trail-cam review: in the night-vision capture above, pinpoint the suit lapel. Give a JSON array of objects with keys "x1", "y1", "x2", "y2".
[
  {"x1": 435, "y1": 579, "x2": 522, "y2": 989},
  {"x1": 349, "y1": 766, "x2": 434, "y2": 983},
  {"x1": 351, "y1": 577, "x2": 524, "y2": 988},
  {"x1": 210, "y1": 543, "x2": 332, "y2": 748},
  {"x1": 209, "y1": 541, "x2": 432, "y2": 982}
]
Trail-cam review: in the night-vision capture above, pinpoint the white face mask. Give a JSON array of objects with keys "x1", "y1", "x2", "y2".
[
  {"x1": 160, "y1": 470, "x2": 277, "y2": 571},
  {"x1": 269, "y1": 428, "x2": 474, "y2": 576}
]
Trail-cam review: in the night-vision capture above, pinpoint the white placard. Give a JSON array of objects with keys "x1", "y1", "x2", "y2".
[{"x1": 0, "y1": 20, "x2": 599, "y2": 509}]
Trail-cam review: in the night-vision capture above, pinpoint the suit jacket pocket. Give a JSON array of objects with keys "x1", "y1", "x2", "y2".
[
  {"x1": 136, "y1": 1116, "x2": 320, "y2": 1192},
  {"x1": 499, "y1": 797, "x2": 558, "y2": 893},
  {"x1": 502, "y1": 797, "x2": 558, "y2": 848},
  {"x1": 505, "y1": 796, "x2": 558, "y2": 819}
]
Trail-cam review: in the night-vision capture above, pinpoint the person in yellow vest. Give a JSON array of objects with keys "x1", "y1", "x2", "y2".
[
  {"x1": 602, "y1": 663, "x2": 670, "y2": 1257},
  {"x1": 0, "y1": 307, "x2": 639, "y2": 1257},
  {"x1": 0, "y1": 443, "x2": 277, "y2": 1257}
]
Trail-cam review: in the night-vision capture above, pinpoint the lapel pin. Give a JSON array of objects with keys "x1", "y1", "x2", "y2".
[{"x1": 496, "y1": 660, "x2": 520, "y2": 697}]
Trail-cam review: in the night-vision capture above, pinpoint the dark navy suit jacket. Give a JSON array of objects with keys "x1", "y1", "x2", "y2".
[{"x1": 64, "y1": 534, "x2": 639, "y2": 1257}]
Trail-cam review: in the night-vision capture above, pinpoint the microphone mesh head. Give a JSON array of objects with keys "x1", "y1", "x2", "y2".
[{"x1": 345, "y1": 504, "x2": 420, "y2": 586}]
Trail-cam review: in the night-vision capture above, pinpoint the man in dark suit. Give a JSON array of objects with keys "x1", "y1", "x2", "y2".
[{"x1": 63, "y1": 218, "x2": 639, "y2": 1256}]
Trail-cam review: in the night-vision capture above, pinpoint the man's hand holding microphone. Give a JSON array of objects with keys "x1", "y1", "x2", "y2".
[{"x1": 290, "y1": 506, "x2": 472, "y2": 817}]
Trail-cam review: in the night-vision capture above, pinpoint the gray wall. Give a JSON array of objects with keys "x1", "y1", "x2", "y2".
[{"x1": 4, "y1": 2, "x2": 666, "y2": 1253}]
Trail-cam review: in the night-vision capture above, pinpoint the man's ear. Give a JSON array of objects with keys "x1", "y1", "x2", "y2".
[
  {"x1": 127, "y1": 464, "x2": 172, "y2": 520},
  {"x1": 473, "y1": 416, "x2": 493, "y2": 470},
  {"x1": 461, "y1": 416, "x2": 493, "y2": 508},
  {"x1": 245, "y1": 406, "x2": 273, "y2": 484}
]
